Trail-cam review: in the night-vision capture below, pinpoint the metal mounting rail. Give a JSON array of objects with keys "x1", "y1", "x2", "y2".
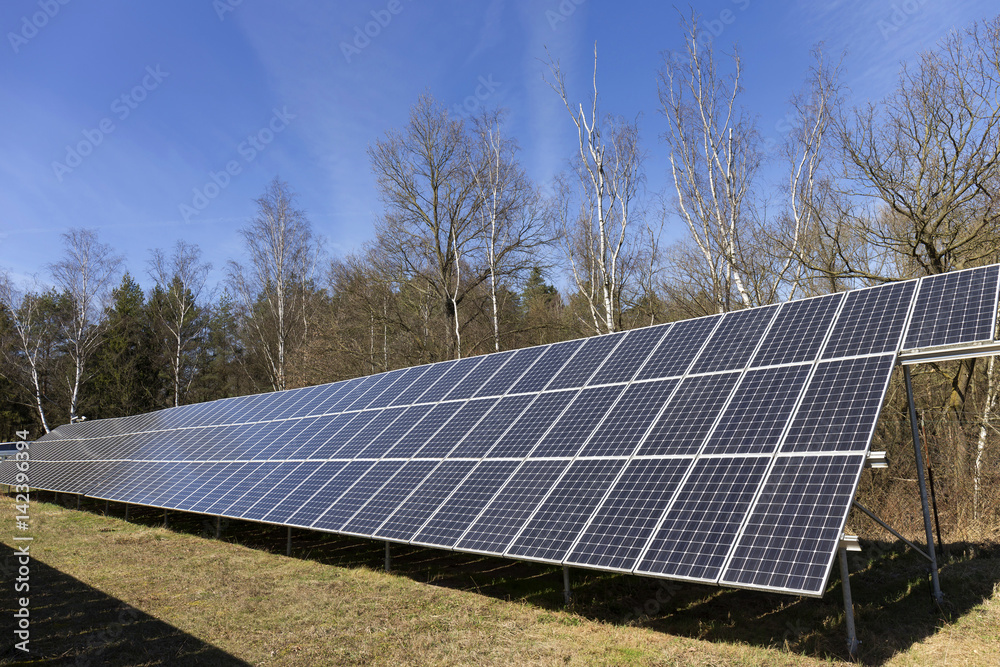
[{"x1": 898, "y1": 341, "x2": 1000, "y2": 365}]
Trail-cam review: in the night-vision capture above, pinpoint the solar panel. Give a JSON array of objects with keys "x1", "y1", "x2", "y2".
[
  {"x1": 13, "y1": 264, "x2": 1000, "y2": 608},
  {"x1": 566, "y1": 458, "x2": 692, "y2": 571},
  {"x1": 701, "y1": 365, "x2": 812, "y2": 456},
  {"x1": 634, "y1": 456, "x2": 771, "y2": 582},
  {"x1": 903, "y1": 265, "x2": 1000, "y2": 350},
  {"x1": 822, "y1": 281, "x2": 916, "y2": 358},
  {"x1": 506, "y1": 458, "x2": 626, "y2": 563},
  {"x1": 720, "y1": 454, "x2": 866, "y2": 595},
  {"x1": 781, "y1": 355, "x2": 895, "y2": 453}
]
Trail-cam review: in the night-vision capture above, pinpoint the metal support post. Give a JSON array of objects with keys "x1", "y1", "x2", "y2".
[
  {"x1": 105, "y1": 499, "x2": 109, "y2": 515},
  {"x1": 385, "y1": 541, "x2": 392, "y2": 572},
  {"x1": 216, "y1": 516, "x2": 222, "y2": 539},
  {"x1": 286, "y1": 527, "x2": 292, "y2": 556},
  {"x1": 76, "y1": 494, "x2": 81, "y2": 510},
  {"x1": 164, "y1": 508, "x2": 169, "y2": 529},
  {"x1": 839, "y1": 548, "x2": 860, "y2": 658},
  {"x1": 903, "y1": 367, "x2": 944, "y2": 604},
  {"x1": 563, "y1": 565, "x2": 572, "y2": 606}
]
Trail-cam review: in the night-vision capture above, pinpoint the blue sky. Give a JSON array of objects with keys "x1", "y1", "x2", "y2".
[{"x1": 1, "y1": 0, "x2": 996, "y2": 292}]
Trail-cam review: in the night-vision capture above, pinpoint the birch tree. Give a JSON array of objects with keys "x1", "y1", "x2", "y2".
[
  {"x1": 149, "y1": 241, "x2": 211, "y2": 407},
  {"x1": 228, "y1": 178, "x2": 321, "y2": 392},
  {"x1": 0, "y1": 275, "x2": 53, "y2": 432},
  {"x1": 545, "y1": 44, "x2": 644, "y2": 333},
  {"x1": 368, "y1": 94, "x2": 486, "y2": 359},
  {"x1": 48, "y1": 229, "x2": 122, "y2": 423},
  {"x1": 658, "y1": 16, "x2": 758, "y2": 312},
  {"x1": 470, "y1": 110, "x2": 549, "y2": 351}
]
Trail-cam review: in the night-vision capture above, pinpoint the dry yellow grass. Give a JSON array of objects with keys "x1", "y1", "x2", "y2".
[{"x1": 1, "y1": 494, "x2": 998, "y2": 666}]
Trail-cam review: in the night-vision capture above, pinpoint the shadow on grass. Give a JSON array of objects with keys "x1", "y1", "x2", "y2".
[
  {"x1": 0, "y1": 539, "x2": 249, "y2": 666},
  {"x1": 49, "y1": 493, "x2": 1000, "y2": 665}
]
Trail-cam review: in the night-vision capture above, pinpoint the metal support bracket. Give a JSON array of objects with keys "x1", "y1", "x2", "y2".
[
  {"x1": 286, "y1": 526, "x2": 292, "y2": 557},
  {"x1": 865, "y1": 451, "x2": 888, "y2": 469},
  {"x1": 853, "y1": 501, "x2": 932, "y2": 562},
  {"x1": 385, "y1": 541, "x2": 392, "y2": 572},
  {"x1": 904, "y1": 367, "x2": 945, "y2": 604},
  {"x1": 563, "y1": 565, "x2": 572, "y2": 606},
  {"x1": 839, "y1": 547, "x2": 860, "y2": 658},
  {"x1": 215, "y1": 516, "x2": 222, "y2": 539}
]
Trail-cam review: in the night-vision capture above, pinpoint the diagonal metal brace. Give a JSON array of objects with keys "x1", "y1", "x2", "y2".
[{"x1": 853, "y1": 500, "x2": 932, "y2": 563}]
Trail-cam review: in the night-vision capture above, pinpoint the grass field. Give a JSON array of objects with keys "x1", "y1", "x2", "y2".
[{"x1": 1, "y1": 493, "x2": 998, "y2": 666}]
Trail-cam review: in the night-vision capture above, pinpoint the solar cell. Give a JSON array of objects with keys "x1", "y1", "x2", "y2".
[
  {"x1": 473, "y1": 346, "x2": 548, "y2": 398},
  {"x1": 635, "y1": 315, "x2": 721, "y2": 381},
  {"x1": 904, "y1": 265, "x2": 1000, "y2": 349},
  {"x1": 637, "y1": 372, "x2": 741, "y2": 457},
  {"x1": 414, "y1": 399, "x2": 496, "y2": 458},
  {"x1": 487, "y1": 391, "x2": 577, "y2": 458},
  {"x1": 448, "y1": 394, "x2": 534, "y2": 458},
  {"x1": 509, "y1": 339, "x2": 584, "y2": 394},
  {"x1": 579, "y1": 379, "x2": 679, "y2": 457},
  {"x1": 721, "y1": 454, "x2": 866, "y2": 595},
  {"x1": 382, "y1": 402, "x2": 464, "y2": 458},
  {"x1": 529, "y1": 385, "x2": 625, "y2": 458},
  {"x1": 355, "y1": 404, "x2": 433, "y2": 459},
  {"x1": 275, "y1": 460, "x2": 367, "y2": 526},
  {"x1": 690, "y1": 305, "x2": 779, "y2": 374},
  {"x1": 456, "y1": 459, "x2": 569, "y2": 554},
  {"x1": 310, "y1": 460, "x2": 406, "y2": 532},
  {"x1": 335, "y1": 407, "x2": 408, "y2": 459},
  {"x1": 365, "y1": 366, "x2": 429, "y2": 410},
  {"x1": 546, "y1": 332, "x2": 626, "y2": 390},
  {"x1": 411, "y1": 459, "x2": 522, "y2": 548},
  {"x1": 340, "y1": 460, "x2": 439, "y2": 537},
  {"x1": 418, "y1": 356, "x2": 484, "y2": 403},
  {"x1": 588, "y1": 324, "x2": 673, "y2": 386},
  {"x1": 241, "y1": 461, "x2": 319, "y2": 521},
  {"x1": 751, "y1": 293, "x2": 844, "y2": 367},
  {"x1": 444, "y1": 350, "x2": 516, "y2": 400},
  {"x1": 374, "y1": 459, "x2": 479, "y2": 542}
]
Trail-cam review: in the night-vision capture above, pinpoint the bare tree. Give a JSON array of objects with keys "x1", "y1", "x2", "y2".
[
  {"x1": 658, "y1": 15, "x2": 760, "y2": 312},
  {"x1": 825, "y1": 17, "x2": 1000, "y2": 283},
  {"x1": 470, "y1": 109, "x2": 550, "y2": 351},
  {"x1": 149, "y1": 241, "x2": 211, "y2": 407},
  {"x1": 368, "y1": 94, "x2": 487, "y2": 359},
  {"x1": 228, "y1": 178, "x2": 321, "y2": 391},
  {"x1": 48, "y1": 229, "x2": 123, "y2": 423},
  {"x1": 545, "y1": 44, "x2": 645, "y2": 333},
  {"x1": 0, "y1": 275, "x2": 52, "y2": 432}
]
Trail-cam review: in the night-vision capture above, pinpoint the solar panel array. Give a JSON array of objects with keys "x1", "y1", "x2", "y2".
[{"x1": 4, "y1": 265, "x2": 999, "y2": 599}]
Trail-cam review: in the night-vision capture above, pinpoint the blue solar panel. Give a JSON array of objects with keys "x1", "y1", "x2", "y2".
[
  {"x1": 635, "y1": 456, "x2": 770, "y2": 582},
  {"x1": 566, "y1": 458, "x2": 692, "y2": 571},
  {"x1": 823, "y1": 281, "x2": 917, "y2": 359},
  {"x1": 720, "y1": 454, "x2": 866, "y2": 596},
  {"x1": 904, "y1": 265, "x2": 1000, "y2": 349}
]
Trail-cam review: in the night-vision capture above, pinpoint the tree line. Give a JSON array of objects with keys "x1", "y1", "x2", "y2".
[{"x1": 3, "y1": 14, "x2": 1000, "y2": 532}]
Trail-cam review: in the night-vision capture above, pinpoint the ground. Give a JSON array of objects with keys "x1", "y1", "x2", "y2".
[{"x1": 1, "y1": 494, "x2": 998, "y2": 666}]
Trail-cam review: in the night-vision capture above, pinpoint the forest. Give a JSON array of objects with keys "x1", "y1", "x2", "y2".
[{"x1": 3, "y1": 17, "x2": 1000, "y2": 539}]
